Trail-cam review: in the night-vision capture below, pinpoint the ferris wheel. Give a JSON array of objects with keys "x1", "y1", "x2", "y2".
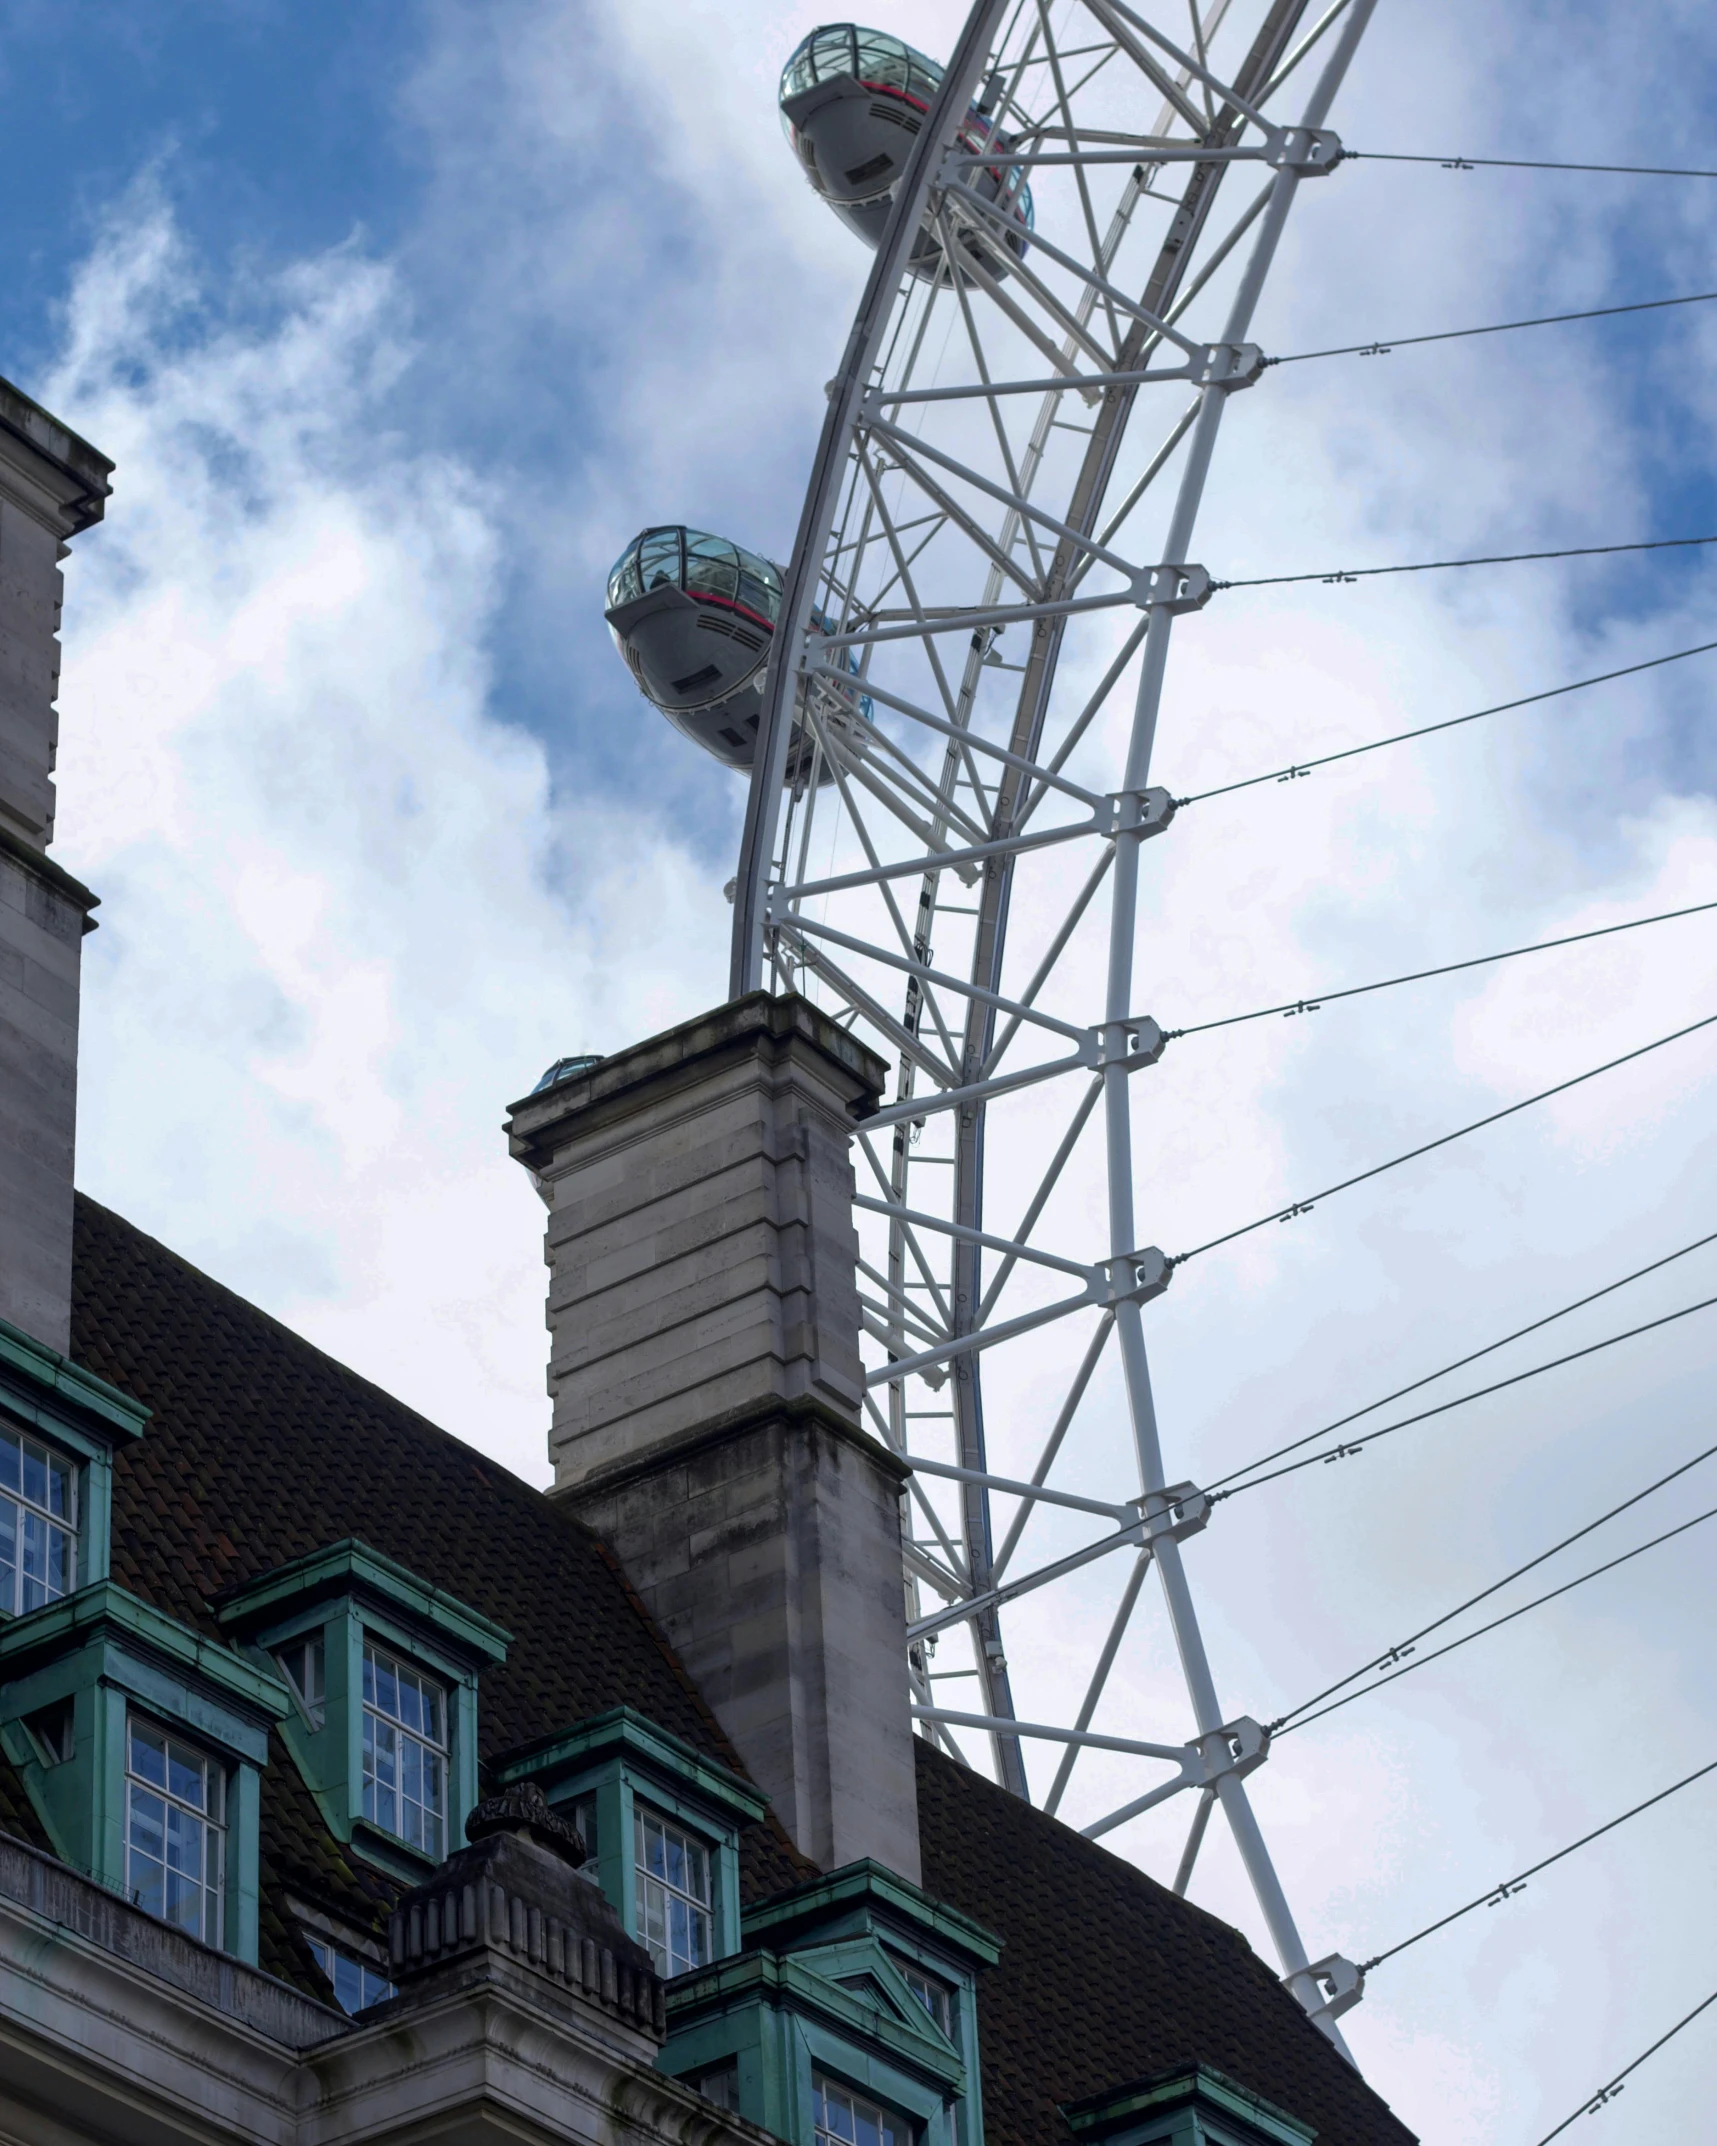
[{"x1": 606, "y1": 0, "x2": 1378, "y2": 2055}]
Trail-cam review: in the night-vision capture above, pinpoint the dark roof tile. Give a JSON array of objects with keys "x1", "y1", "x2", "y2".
[{"x1": 915, "y1": 1742, "x2": 1415, "y2": 2146}]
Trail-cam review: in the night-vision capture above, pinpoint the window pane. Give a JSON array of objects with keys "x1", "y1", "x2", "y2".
[
  {"x1": 167, "y1": 1739, "x2": 208, "y2": 1811},
  {"x1": 640, "y1": 529, "x2": 682, "y2": 591},
  {"x1": 20, "y1": 1510, "x2": 46, "y2": 1608},
  {"x1": 20, "y1": 1442, "x2": 47, "y2": 1510},
  {"x1": 45, "y1": 1450, "x2": 71, "y2": 1519},
  {"x1": 0, "y1": 1498, "x2": 16, "y2": 1613},
  {"x1": 129, "y1": 1721, "x2": 169, "y2": 1790},
  {"x1": 44, "y1": 1523, "x2": 71, "y2": 1599},
  {"x1": 0, "y1": 1431, "x2": 18, "y2": 1494}
]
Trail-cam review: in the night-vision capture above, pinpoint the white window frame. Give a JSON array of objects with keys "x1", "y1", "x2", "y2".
[
  {"x1": 0, "y1": 1424, "x2": 76, "y2": 1617},
  {"x1": 634, "y1": 1802, "x2": 714, "y2": 1977},
  {"x1": 124, "y1": 1713, "x2": 225, "y2": 1947},
  {"x1": 814, "y1": 2072, "x2": 910, "y2": 2146},
  {"x1": 275, "y1": 1633, "x2": 326, "y2": 1727},
  {"x1": 361, "y1": 1640, "x2": 448, "y2": 1859}
]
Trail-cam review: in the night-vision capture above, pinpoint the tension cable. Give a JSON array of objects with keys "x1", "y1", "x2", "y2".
[
  {"x1": 1215, "y1": 532, "x2": 1717, "y2": 594},
  {"x1": 1212, "y1": 1290, "x2": 1717, "y2": 1503},
  {"x1": 1203, "y1": 1224, "x2": 1717, "y2": 1495},
  {"x1": 1268, "y1": 286, "x2": 1717, "y2": 368},
  {"x1": 1167, "y1": 897, "x2": 1717, "y2": 1040},
  {"x1": 1348, "y1": 150, "x2": 1717, "y2": 180},
  {"x1": 1534, "y1": 1985, "x2": 1717, "y2": 2144},
  {"x1": 1177, "y1": 637, "x2": 1717, "y2": 806},
  {"x1": 1361, "y1": 1756, "x2": 1717, "y2": 1974},
  {"x1": 1172, "y1": 1011, "x2": 1717, "y2": 1267},
  {"x1": 1271, "y1": 1436, "x2": 1717, "y2": 1733}
]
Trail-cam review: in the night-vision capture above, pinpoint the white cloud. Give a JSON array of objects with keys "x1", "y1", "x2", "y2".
[{"x1": 50, "y1": 181, "x2": 727, "y2": 1480}]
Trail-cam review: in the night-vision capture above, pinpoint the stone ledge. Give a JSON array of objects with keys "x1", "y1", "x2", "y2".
[
  {"x1": 0, "y1": 1827, "x2": 345, "y2": 2050},
  {"x1": 506, "y1": 991, "x2": 888, "y2": 1173},
  {"x1": 0, "y1": 819, "x2": 99, "y2": 928},
  {"x1": 548, "y1": 1393, "x2": 911, "y2": 1508},
  {"x1": 0, "y1": 376, "x2": 114, "y2": 538}
]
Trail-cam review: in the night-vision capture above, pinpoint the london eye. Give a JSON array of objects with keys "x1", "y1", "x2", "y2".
[{"x1": 606, "y1": 0, "x2": 1377, "y2": 2052}]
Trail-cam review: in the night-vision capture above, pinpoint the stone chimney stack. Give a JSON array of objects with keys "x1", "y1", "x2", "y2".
[
  {"x1": 505, "y1": 994, "x2": 922, "y2": 1881},
  {"x1": 0, "y1": 378, "x2": 112, "y2": 1354}
]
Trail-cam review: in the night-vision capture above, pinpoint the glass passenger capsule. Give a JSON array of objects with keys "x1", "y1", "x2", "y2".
[
  {"x1": 778, "y1": 23, "x2": 1032, "y2": 281},
  {"x1": 604, "y1": 525, "x2": 868, "y2": 784}
]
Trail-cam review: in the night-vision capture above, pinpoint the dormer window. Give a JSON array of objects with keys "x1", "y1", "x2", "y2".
[
  {"x1": 0, "y1": 1426, "x2": 75, "y2": 1615},
  {"x1": 635, "y1": 1804, "x2": 713, "y2": 1976},
  {"x1": 362, "y1": 1642, "x2": 447, "y2": 1859},
  {"x1": 125, "y1": 1714, "x2": 226, "y2": 1946},
  {"x1": 815, "y1": 2073, "x2": 909, "y2": 2146},
  {"x1": 214, "y1": 1540, "x2": 507, "y2": 1887}
]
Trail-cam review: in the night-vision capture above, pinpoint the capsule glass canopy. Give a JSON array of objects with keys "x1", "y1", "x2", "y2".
[
  {"x1": 604, "y1": 525, "x2": 867, "y2": 784},
  {"x1": 779, "y1": 23, "x2": 1032, "y2": 279}
]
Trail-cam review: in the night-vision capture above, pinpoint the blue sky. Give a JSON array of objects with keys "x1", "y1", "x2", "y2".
[{"x1": 7, "y1": 2, "x2": 1717, "y2": 2137}]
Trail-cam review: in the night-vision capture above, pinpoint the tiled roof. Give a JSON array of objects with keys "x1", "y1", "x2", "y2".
[
  {"x1": 66, "y1": 1193, "x2": 809, "y2": 1986},
  {"x1": 915, "y1": 1742, "x2": 1415, "y2": 2146},
  {"x1": 17, "y1": 1195, "x2": 1415, "y2": 2144}
]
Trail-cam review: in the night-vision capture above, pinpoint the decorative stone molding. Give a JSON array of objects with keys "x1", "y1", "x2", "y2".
[{"x1": 387, "y1": 1780, "x2": 664, "y2": 2038}]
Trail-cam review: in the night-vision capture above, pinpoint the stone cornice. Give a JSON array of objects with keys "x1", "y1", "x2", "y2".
[{"x1": 0, "y1": 374, "x2": 113, "y2": 539}]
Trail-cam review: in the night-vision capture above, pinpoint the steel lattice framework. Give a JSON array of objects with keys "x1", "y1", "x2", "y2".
[{"x1": 730, "y1": 0, "x2": 1377, "y2": 2052}]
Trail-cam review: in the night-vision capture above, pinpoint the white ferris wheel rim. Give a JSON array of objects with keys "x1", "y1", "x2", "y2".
[{"x1": 728, "y1": 0, "x2": 1379, "y2": 2053}]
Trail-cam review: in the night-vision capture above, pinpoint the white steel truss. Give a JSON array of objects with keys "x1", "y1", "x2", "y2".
[{"x1": 729, "y1": 0, "x2": 1377, "y2": 2056}]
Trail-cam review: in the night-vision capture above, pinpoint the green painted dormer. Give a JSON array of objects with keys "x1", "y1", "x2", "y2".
[
  {"x1": 0, "y1": 1313, "x2": 148, "y2": 1618},
  {"x1": 214, "y1": 1537, "x2": 509, "y2": 1885},
  {"x1": 1061, "y1": 2065, "x2": 1318, "y2": 2146},
  {"x1": 0, "y1": 1582, "x2": 293, "y2": 1964},
  {"x1": 496, "y1": 1704, "x2": 769, "y2": 1977},
  {"x1": 660, "y1": 1861, "x2": 1001, "y2": 2146}
]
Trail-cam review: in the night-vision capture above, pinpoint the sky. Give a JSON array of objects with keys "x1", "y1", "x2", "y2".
[{"x1": 5, "y1": 1, "x2": 1717, "y2": 2138}]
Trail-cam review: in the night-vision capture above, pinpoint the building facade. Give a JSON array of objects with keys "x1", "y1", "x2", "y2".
[{"x1": 0, "y1": 375, "x2": 1415, "y2": 2146}]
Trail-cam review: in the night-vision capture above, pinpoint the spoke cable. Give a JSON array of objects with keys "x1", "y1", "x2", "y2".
[
  {"x1": 1361, "y1": 1756, "x2": 1717, "y2": 1974},
  {"x1": 1215, "y1": 532, "x2": 1717, "y2": 594},
  {"x1": 1167, "y1": 898, "x2": 1717, "y2": 1040},
  {"x1": 1172, "y1": 1011, "x2": 1717, "y2": 1268},
  {"x1": 1213, "y1": 1290, "x2": 1717, "y2": 1503},
  {"x1": 1534, "y1": 1986, "x2": 1717, "y2": 2145},
  {"x1": 1280, "y1": 1504, "x2": 1717, "y2": 1738},
  {"x1": 1177, "y1": 638, "x2": 1717, "y2": 806},
  {"x1": 1203, "y1": 1225, "x2": 1717, "y2": 1495},
  {"x1": 1268, "y1": 286, "x2": 1717, "y2": 367},
  {"x1": 1349, "y1": 149, "x2": 1717, "y2": 180},
  {"x1": 1272, "y1": 1439, "x2": 1717, "y2": 1733}
]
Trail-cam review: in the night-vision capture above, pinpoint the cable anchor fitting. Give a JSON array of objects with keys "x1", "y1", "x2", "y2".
[
  {"x1": 1099, "y1": 1247, "x2": 1173, "y2": 1306},
  {"x1": 1134, "y1": 1481, "x2": 1210, "y2": 1547},
  {"x1": 1131, "y1": 563, "x2": 1212, "y2": 613},
  {"x1": 1097, "y1": 786, "x2": 1176, "y2": 839},
  {"x1": 1198, "y1": 342, "x2": 1265, "y2": 391},
  {"x1": 1191, "y1": 1714, "x2": 1269, "y2": 1785},
  {"x1": 1298, "y1": 1953, "x2": 1365, "y2": 2026},
  {"x1": 1265, "y1": 126, "x2": 1343, "y2": 176},
  {"x1": 1088, "y1": 1017, "x2": 1167, "y2": 1073}
]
